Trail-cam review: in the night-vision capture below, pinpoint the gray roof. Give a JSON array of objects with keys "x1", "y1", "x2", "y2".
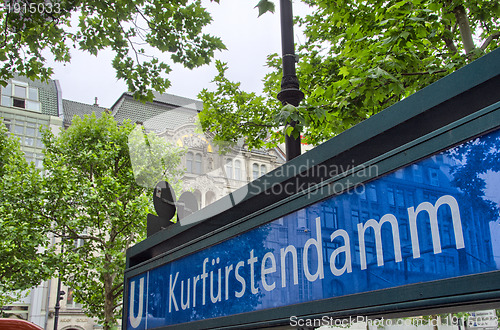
[
  {"x1": 112, "y1": 93, "x2": 201, "y2": 133},
  {"x1": 148, "y1": 91, "x2": 203, "y2": 111},
  {"x1": 62, "y1": 99, "x2": 108, "y2": 125}
]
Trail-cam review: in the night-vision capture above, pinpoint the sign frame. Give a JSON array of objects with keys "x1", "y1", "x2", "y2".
[{"x1": 124, "y1": 48, "x2": 500, "y2": 329}]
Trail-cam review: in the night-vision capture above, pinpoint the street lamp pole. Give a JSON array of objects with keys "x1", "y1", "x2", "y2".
[
  {"x1": 53, "y1": 234, "x2": 65, "y2": 330},
  {"x1": 277, "y1": 0, "x2": 304, "y2": 161},
  {"x1": 53, "y1": 277, "x2": 64, "y2": 330}
]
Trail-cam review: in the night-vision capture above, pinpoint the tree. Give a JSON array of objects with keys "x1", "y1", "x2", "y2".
[
  {"x1": 39, "y1": 113, "x2": 183, "y2": 329},
  {"x1": 0, "y1": 0, "x2": 225, "y2": 101},
  {"x1": 199, "y1": 0, "x2": 500, "y2": 149},
  {"x1": 449, "y1": 128, "x2": 500, "y2": 227},
  {"x1": 0, "y1": 121, "x2": 56, "y2": 307}
]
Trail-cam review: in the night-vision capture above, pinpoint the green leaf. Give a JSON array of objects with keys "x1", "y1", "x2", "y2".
[
  {"x1": 255, "y1": 0, "x2": 275, "y2": 17},
  {"x1": 282, "y1": 104, "x2": 296, "y2": 113},
  {"x1": 339, "y1": 66, "x2": 349, "y2": 77}
]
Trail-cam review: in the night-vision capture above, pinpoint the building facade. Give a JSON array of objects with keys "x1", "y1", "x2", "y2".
[
  {"x1": 109, "y1": 91, "x2": 285, "y2": 210},
  {"x1": 0, "y1": 76, "x2": 64, "y2": 328}
]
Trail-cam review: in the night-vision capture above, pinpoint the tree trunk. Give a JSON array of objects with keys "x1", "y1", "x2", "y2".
[
  {"x1": 453, "y1": 5, "x2": 475, "y2": 54},
  {"x1": 103, "y1": 267, "x2": 116, "y2": 330}
]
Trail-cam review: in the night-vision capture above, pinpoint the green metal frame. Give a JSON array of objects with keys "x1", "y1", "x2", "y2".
[{"x1": 123, "y1": 47, "x2": 500, "y2": 329}]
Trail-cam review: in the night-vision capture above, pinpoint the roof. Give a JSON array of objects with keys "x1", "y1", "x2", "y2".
[
  {"x1": 146, "y1": 91, "x2": 203, "y2": 111},
  {"x1": 112, "y1": 93, "x2": 201, "y2": 133},
  {"x1": 0, "y1": 319, "x2": 43, "y2": 330},
  {"x1": 62, "y1": 99, "x2": 108, "y2": 125},
  {"x1": 111, "y1": 91, "x2": 203, "y2": 112}
]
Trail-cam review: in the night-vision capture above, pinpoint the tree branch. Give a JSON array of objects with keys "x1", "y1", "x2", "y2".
[
  {"x1": 453, "y1": 5, "x2": 475, "y2": 54},
  {"x1": 112, "y1": 286, "x2": 124, "y2": 300},
  {"x1": 481, "y1": 32, "x2": 500, "y2": 51},
  {"x1": 442, "y1": 35, "x2": 458, "y2": 54},
  {"x1": 241, "y1": 122, "x2": 274, "y2": 128},
  {"x1": 400, "y1": 70, "x2": 447, "y2": 76},
  {"x1": 118, "y1": 22, "x2": 140, "y2": 65}
]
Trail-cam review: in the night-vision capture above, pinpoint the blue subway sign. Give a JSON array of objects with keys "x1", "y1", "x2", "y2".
[{"x1": 126, "y1": 124, "x2": 500, "y2": 329}]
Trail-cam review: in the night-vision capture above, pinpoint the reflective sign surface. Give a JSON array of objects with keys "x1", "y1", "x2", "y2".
[{"x1": 127, "y1": 127, "x2": 500, "y2": 329}]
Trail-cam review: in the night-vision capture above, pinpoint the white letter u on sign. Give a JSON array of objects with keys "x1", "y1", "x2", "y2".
[{"x1": 130, "y1": 278, "x2": 144, "y2": 328}]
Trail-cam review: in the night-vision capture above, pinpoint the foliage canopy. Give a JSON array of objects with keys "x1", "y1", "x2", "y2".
[
  {"x1": 39, "y1": 113, "x2": 182, "y2": 329},
  {"x1": 0, "y1": 0, "x2": 225, "y2": 101},
  {"x1": 199, "y1": 0, "x2": 500, "y2": 149}
]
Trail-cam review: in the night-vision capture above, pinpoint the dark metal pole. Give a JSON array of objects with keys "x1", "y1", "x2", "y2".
[
  {"x1": 53, "y1": 277, "x2": 62, "y2": 330},
  {"x1": 53, "y1": 236, "x2": 65, "y2": 330},
  {"x1": 277, "y1": 0, "x2": 304, "y2": 161}
]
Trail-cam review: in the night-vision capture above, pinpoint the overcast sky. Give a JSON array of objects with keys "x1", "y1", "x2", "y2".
[{"x1": 46, "y1": 1, "x2": 312, "y2": 108}]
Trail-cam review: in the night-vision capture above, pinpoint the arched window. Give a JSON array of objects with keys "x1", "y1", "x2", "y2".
[
  {"x1": 252, "y1": 163, "x2": 259, "y2": 180},
  {"x1": 225, "y1": 158, "x2": 233, "y2": 179},
  {"x1": 260, "y1": 164, "x2": 267, "y2": 176},
  {"x1": 234, "y1": 160, "x2": 241, "y2": 180},
  {"x1": 194, "y1": 153, "x2": 202, "y2": 174},
  {"x1": 186, "y1": 152, "x2": 193, "y2": 173}
]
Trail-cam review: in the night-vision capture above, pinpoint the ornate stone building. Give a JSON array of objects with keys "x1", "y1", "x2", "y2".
[{"x1": 109, "y1": 91, "x2": 285, "y2": 210}]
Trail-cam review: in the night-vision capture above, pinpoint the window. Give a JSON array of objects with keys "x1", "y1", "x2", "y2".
[
  {"x1": 1, "y1": 81, "x2": 41, "y2": 112},
  {"x1": 185, "y1": 152, "x2": 202, "y2": 174},
  {"x1": 323, "y1": 241, "x2": 343, "y2": 267},
  {"x1": 24, "y1": 152, "x2": 33, "y2": 163},
  {"x1": 25, "y1": 124, "x2": 36, "y2": 146},
  {"x1": 399, "y1": 222, "x2": 409, "y2": 241},
  {"x1": 361, "y1": 211, "x2": 370, "y2": 222},
  {"x1": 66, "y1": 288, "x2": 82, "y2": 309},
  {"x1": 429, "y1": 168, "x2": 439, "y2": 186},
  {"x1": 225, "y1": 158, "x2": 233, "y2": 179},
  {"x1": 297, "y1": 209, "x2": 307, "y2": 228},
  {"x1": 234, "y1": 160, "x2": 241, "y2": 180},
  {"x1": 260, "y1": 164, "x2": 266, "y2": 176},
  {"x1": 322, "y1": 206, "x2": 338, "y2": 229},
  {"x1": 186, "y1": 152, "x2": 193, "y2": 173},
  {"x1": 34, "y1": 157, "x2": 43, "y2": 169},
  {"x1": 36, "y1": 129, "x2": 43, "y2": 147},
  {"x1": 387, "y1": 187, "x2": 395, "y2": 206},
  {"x1": 252, "y1": 163, "x2": 267, "y2": 180},
  {"x1": 1, "y1": 114, "x2": 48, "y2": 170},
  {"x1": 413, "y1": 164, "x2": 423, "y2": 183},
  {"x1": 252, "y1": 163, "x2": 259, "y2": 180},
  {"x1": 359, "y1": 188, "x2": 367, "y2": 200},
  {"x1": 406, "y1": 191, "x2": 415, "y2": 206},
  {"x1": 1, "y1": 84, "x2": 11, "y2": 107},
  {"x1": 351, "y1": 210, "x2": 360, "y2": 223},
  {"x1": 14, "y1": 84, "x2": 26, "y2": 98},
  {"x1": 396, "y1": 189, "x2": 405, "y2": 207},
  {"x1": 194, "y1": 154, "x2": 202, "y2": 174},
  {"x1": 14, "y1": 124, "x2": 23, "y2": 135},
  {"x1": 367, "y1": 184, "x2": 377, "y2": 202},
  {"x1": 1, "y1": 118, "x2": 11, "y2": 133}
]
